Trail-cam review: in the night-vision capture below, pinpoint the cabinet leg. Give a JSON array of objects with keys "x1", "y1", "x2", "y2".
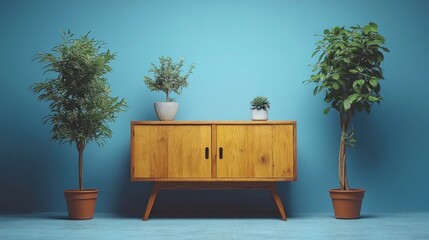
[
  {"x1": 270, "y1": 183, "x2": 287, "y2": 221},
  {"x1": 143, "y1": 182, "x2": 160, "y2": 221}
]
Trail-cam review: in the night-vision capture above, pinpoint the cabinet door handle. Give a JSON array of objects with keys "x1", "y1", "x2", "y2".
[
  {"x1": 219, "y1": 147, "x2": 223, "y2": 159},
  {"x1": 205, "y1": 147, "x2": 209, "y2": 159}
]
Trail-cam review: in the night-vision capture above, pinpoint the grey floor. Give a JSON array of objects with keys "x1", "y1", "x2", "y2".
[{"x1": 1, "y1": 212, "x2": 428, "y2": 240}]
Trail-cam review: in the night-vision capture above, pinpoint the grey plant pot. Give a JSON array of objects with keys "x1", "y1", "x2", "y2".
[{"x1": 154, "y1": 102, "x2": 179, "y2": 121}]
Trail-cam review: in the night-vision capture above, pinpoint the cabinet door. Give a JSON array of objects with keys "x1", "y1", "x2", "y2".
[
  {"x1": 216, "y1": 124, "x2": 294, "y2": 178},
  {"x1": 133, "y1": 125, "x2": 212, "y2": 178}
]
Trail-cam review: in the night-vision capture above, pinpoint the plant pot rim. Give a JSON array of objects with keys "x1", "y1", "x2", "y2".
[
  {"x1": 329, "y1": 188, "x2": 365, "y2": 193},
  {"x1": 64, "y1": 189, "x2": 99, "y2": 193}
]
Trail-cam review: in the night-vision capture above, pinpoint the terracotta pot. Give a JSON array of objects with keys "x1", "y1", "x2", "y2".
[
  {"x1": 329, "y1": 189, "x2": 365, "y2": 219},
  {"x1": 64, "y1": 189, "x2": 99, "y2": 220}
]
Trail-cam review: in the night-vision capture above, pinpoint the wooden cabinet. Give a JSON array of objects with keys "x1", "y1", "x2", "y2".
[{"x1": 131, "y1": 121, "x2": 297, "y2": 220}]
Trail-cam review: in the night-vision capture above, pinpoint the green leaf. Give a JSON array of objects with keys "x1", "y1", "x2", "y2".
[
  {"x1": 343, "y1": 100, "x2": 351, "y2": 110},
  {"x1": 323, "y1": 29, "x2": 329, "y2": 35},
  {"x1": 343, "y1": 58, "x2": 350, "y2": 63},
  {"x1": 333, "y1": 82, "x2": 339, "y2": 90},
  {"x1": 353, "y1": 79, "x2": 365, "y2": 92},
  {"x1": 363, "y1": 25, "x2": 370, "y2": 34},
  {"x1": 364, "y1": 22, "x2": 378, "y2": 33},
  {"x1": 367, "y1": 95, "x2": 379, "y2": 102},
  {"x1": 381, "y1": 46, "x2": 390, "y2": 52},
  {"x1": 323, "y1": 107, "x2": 331, "y2": 114},
  {"x1": 313, "y1": 86, "x2": 319, "y2": 95},
  {"x1": 348, "y1": 94, "x2": 357, "y2": 103},
  {"x1": 332, "y1": 73, "x2": 340, "y2": 80},
  {"x1": 368, "y1": 22, "x2": 378, "y2": 32},
  {"x1": 324, "y1": 94, "x2": 333, "y2": 103},
  {"x1": 318, "y1": 52, "x2": 325, "y2": 62},
  {"x1": 369, "y1": 78, "x2": 378, "y2": 87},
  {"x1": 349, "y1": 69, "x2": 359, "y2": 74},
  {"x1": 311, "y1": 49, "x2": 320, "y2": 58}
]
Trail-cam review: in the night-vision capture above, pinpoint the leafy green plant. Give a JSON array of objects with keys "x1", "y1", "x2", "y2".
[
  {"x1": 305, "y1": 22, "x2": 389, "y2": 190},
  {"x1": 30, "y1": 30, "x2": 127, "y2": 191},
  {"x1": 144, "y1": 56, "x2": 195, "y2": 102},
  {"x1": 250, "y1": 96, "x2": 270, "y2": 111}
]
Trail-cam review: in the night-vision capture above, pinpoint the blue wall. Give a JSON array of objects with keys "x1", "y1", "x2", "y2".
[{"x1": 1, "y1": 0, "x2": 428, "y2": 215}]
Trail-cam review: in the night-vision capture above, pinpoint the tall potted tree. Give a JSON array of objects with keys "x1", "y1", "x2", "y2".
[
  {"x1": 144, "y1": 56, "x2": 194, "y2": 121},
  {"x1": 30, "y1": 30, "x2": 127, "y2": 219},
  {"x1": 305, "y1": 22, "x2": 389, "y2": 218}
]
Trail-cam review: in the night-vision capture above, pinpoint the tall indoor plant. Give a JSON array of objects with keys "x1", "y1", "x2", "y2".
[
  {"x1": 305, "y1": 22, "x2": 389, "y2": 218},
  {"x1": 30, "y1": 30, "x2": 127, "y2": 219},
  {"x1": 144, "y1": 56, "x2": 194, "y2": 121}
]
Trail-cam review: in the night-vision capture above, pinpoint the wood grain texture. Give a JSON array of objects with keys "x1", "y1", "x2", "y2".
[
  {"x1": 131, "y1": 121, "x2": 296, "y2": 181},
  {"x1": 133, "y1": 125, "x2": 168, "y2": 178},
  {"x1": 216, "y1": 125, "x2": 294, "y2": 178},
  {"x1": 131, "y1": 177, "x2": 295, "y2": 182},
  {"x1": 167, "y1": 125, "x2": 212, "y2": 178},
  {"x1": 143, "y1": 182, "x2": 160, "y2": 221},
  {"x1": 211, "y1": 124, "x2": 217, "y2": 178},
  {"x1": 132, "y1": 125, "x2": 211, "y2": 178},
  {"x1": 271, "y1": 183, "x2": 287, "y2": 220},
  {"x1": 131, "y1": 120, "x2": 296, "y2": 125}
]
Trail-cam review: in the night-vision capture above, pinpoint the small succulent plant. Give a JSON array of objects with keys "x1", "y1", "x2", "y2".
[{"x1": 250, "y1": 96, "x2": 270, "y2": 111}]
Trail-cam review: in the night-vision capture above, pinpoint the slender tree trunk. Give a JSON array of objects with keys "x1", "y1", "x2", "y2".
[
  {"x1": 165, "y1": 91, "x2": 170, "y2": 102},
  {"x1": 76, "y1": 141, "x2": 85, "y2": 191},
  {"x1": 339, "y1": 111, "x2": 351, "y2": 190}
]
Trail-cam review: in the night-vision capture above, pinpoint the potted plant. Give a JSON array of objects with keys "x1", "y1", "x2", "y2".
[
  {"x1": 305, "y1": 22, "x2": 389, "y2": 218},
  {"x1": 144, "y1": 56, "x2": 195, "y2": 121},
  {"x1": 30, "y1": 30, "x2": 127, "y2": 220},
  {"x1": 250, "y1": 96, "x2": 270, "y2": 121}
]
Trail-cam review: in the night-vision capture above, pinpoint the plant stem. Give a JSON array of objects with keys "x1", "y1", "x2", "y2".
[
  {"x1": 76, "y1": 141, "x2": 85, "y2": 191},
  {"x1": 339, "y1": 111, "x2": 351, "y2": 190}
]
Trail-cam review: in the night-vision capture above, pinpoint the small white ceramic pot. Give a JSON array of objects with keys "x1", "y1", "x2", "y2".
[{"x1": 251, "y1": 109, "x2": 268, "y2": 121}]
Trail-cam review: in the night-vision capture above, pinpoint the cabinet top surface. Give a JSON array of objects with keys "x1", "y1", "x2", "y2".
[{"x1": 131, "y1": 120, "x2": 296, "y2": 125}]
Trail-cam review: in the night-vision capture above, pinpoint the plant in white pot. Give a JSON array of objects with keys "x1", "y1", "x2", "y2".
[
  {"x1": 30, "y1": 30, "x2": 127, "y2": 220},
  {"x1": 250, "y1": 96, "x2": 270, "y2": 121},
  {"x1": 305, "y1": 22, "x2": 389, "y2": 219},
  {"x1": 144, "y1": 56, "x2": 195, "y2": 121}
]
